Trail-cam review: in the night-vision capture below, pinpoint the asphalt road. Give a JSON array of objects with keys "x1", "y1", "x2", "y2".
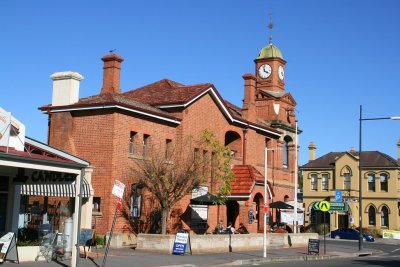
[{"x1": 242, "y1": 239, "x2": 400, "y2": 267}]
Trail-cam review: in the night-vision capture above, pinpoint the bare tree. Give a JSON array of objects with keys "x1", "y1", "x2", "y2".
[{"x1": 132, "y1": 130, "x2": 234, "y2": 234}]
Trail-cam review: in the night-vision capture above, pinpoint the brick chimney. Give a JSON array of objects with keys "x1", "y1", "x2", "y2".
[
  {"x1": 51, "y1": 71, "x2": 84, "y2": 106},
  {"x1": 242, "y1": 73, "x2": 257, "y2": 122},
  {"x1": 308, "y1": 141, "x2": 316, "y2": 162},
  {"x1": 100, "y1": 54, "x2": 124, "y2": 95}
]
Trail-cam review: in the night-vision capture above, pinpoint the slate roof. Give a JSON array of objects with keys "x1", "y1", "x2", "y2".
[
  {"x1": 300, "y1": 151, "x2": 400, "y2": 169},
  {"x1": 231, "y1": 165, "x2": 274, "y2": 196}
]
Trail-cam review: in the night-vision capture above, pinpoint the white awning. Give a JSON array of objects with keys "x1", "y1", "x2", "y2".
[{"x1": 20, "y1": 178, "x2": 92, "y2": 198}]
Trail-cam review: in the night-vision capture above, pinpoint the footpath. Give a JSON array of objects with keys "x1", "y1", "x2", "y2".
[{"x1": 13, "y1": 237, "x2": 397, "y2": 267}]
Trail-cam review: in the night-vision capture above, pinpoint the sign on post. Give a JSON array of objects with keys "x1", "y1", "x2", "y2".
[
  {"x1": 319, "y1": 201, "x2": 330, "y2": 212},
  {"x1": 329, "y1": 202, "x2": 347, "y2": 211},
  {"x1": 112, "y1": 180, "x2": 125, "y2": 198},
  {"x1": 263, "y1": 204, "x2": 269, "y2": 213},
  {"x1": 335, "y1": 190, "x2": 342, "y2": 202},
  {"x1": 312, "y1": 201, "x2": 320, "y2": 210},
  {"x1": 103, "y1": 180, "x2": 125, "y2": 267}
]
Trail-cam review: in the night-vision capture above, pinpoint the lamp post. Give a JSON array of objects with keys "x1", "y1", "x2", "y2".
[
  {"x1": 263, "y1": 121, "x2": 299, "y2": 257},
  {"x1": 358, "y1": 105, "x2": 400, "y2": 251},
  {"x1": 294, "y1": 121, "x2": 298, "y2": 234},
  {"x1": 263, "y1": 146, "x2": 275, "y2": 258}
]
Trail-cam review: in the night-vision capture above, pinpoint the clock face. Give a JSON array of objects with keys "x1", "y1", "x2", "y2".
[
  {"x1": 278, "y1": 65, "x2": 285, "y2": 80},
  {"x1": 258, "y1": 64, "x2": 272, "y2": 79}
]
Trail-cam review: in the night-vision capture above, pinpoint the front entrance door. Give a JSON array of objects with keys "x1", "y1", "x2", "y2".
[
  {"x1": 226, "y1": 201, "x2": 239, "y2": 227},
  {"x1": 338, "y1": 214, "x2": 349, "y2": 228}
]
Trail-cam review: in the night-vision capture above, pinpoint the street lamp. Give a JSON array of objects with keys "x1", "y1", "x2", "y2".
[
  {"x1": 358, "y1": 105, "x2": 400, "y2": 251},
  {"x1": 263, "y1": 120, "x2": 299, "y2": 257}
]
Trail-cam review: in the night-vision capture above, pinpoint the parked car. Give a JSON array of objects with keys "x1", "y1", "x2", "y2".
[{"x1": 330, "y1": 228, "x2": 375, "y2": 242}]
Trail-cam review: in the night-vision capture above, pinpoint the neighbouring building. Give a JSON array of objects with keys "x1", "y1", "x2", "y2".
[
  {"x1": 300, "y1": 141, "x2": 400, "y2": 232},
  {"x1": 0, "y1": 107, "x2": 93, "y2": 264},
  {"x1": 39, "y1": 33, "x2": 299, "y2": 241}
]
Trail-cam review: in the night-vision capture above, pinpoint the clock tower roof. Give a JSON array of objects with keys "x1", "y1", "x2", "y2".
[{"x1": 257, "y1": 43, "x2": 284, "y2": 60}]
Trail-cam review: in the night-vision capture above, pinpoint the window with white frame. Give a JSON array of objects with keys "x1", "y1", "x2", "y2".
[
  {"x1": 381, "y1": 206, "x2": 389, "y2": 227},
  {"x1": 130, "y1": 185, "x2": 143, "y2": 218},
  {"x1": 368, "y1": 205, "x2": 376, "y2": 226},
  {"x1": 368, "y1": 173, "x2": 375, "y2": 192},
  {"x1": 322, "y1": 173, "x2": 329, "y2": 191},
  {"x1": 344, "y1": 173, "x2": 351, "y2": 190},
  {"x1": 311, "y1": 174, "x2": 318, "y2": 191},
  {"x1": 129, "y1": 131, "x2": 137, "y2": 154},
  {"x1": 380, "y1": 173, "x2": 388, "y2": 192},
  {"x1": 143, "y1": 134, "x2": 150, "y2": 158}
]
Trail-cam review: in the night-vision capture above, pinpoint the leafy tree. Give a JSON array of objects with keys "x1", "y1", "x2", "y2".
[{"x1": 132, "y1": 129, "x2": 234, "y2": 234}]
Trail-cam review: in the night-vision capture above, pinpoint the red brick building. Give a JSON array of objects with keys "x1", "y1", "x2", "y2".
[{"x1": 39, "y1": 39, "x2": 298, "y2": 237}]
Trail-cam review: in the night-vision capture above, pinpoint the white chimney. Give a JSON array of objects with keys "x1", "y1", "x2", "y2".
[{"x1": 51, "y1": 71, "x2": 84, "y2": 106}]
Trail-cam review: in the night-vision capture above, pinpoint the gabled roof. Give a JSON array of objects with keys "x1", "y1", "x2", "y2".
[
  {"x1": 230, "y1": 165, "x2": 274, "y2": 197},
  {"x1": 259, "y1": 90, "x2": 297, "y2": 105},
  {"x1": 0, "y1": 136, "x2": 89, "y2": 168},
  {"x1": 123, "y1": 79, "x2": 211, "y2": 106},
  {"x1": 40, "y1": 78, "x2": 281, "y2": 137},
  {"x1": 300, "y1": 151, "x2": 400, "y2": 169},
  {"x1": 39, "y1": 92, "x2": 181, "y2": 125}
]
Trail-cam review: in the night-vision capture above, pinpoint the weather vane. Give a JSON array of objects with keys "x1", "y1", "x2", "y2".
[
  {"x1": 109, "y1": 49, "x2": 116, "y2": 54},
  {"x1": 268, "y1": 11, "x2": 273, "y2": 44}
]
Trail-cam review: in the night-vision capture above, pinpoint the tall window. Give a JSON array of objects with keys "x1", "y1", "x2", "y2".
[
  {"x1": 381, "y1": 206, "x2": 389, "y2": 227},
  {"x1": 283, "y1": 139, "x2": 289, "y2": 168},
  {"x1": 143, "y1": 134, "x2": 150, "y2": 158},
  {"x1": 368, "y1": 173, "x2": 375, "y2": 192},
  {"x1": 165, "y1": 139, "x2": 172, "y2": 159},
  {"x1": 202, "y1": 150, "x2": 208, "y2": 177},
  {"x1": 380, "y1": 174, "x2": 388, "y2": 192},
  {"x1": 130, "y1": 185, "x2": 143, "y2": 218},
  {"x1": 311, "y1": 174, "x2": 318, "y2": 191},
  {"x1": 368, "y1": 206, "x2": 376, "y2": 226},
  {"x1": 344, "y1": 174, "x2": 351, "y2": 190},
  {"x1": 322, "y1": 174, "x2": 329, "y2": 191},
  {"x1": 129, "y1": 131, "x2": 137, "y2": 154}
]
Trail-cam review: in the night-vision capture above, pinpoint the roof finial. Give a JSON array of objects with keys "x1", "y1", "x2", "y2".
[
  {"x1": 268, "y1": 11, "x2": 273, "y2": 45},
  {"x1": 109, "y1": 49, "x2": 116, "y2": 54}
]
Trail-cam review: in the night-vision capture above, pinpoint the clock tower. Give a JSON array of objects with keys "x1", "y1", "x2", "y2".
[
  {"x1": 255, "y1": 16, "x2": 286, "y2": 92},
  {"x1": 242, "y1": 15, "x2": 297, "y2": 129}
]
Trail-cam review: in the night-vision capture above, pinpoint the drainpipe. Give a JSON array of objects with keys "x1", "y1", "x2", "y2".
[{"x1": 242, "y1": 127, "x2": 248, "y2": 165}]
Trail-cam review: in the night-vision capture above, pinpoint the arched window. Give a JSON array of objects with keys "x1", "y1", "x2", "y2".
[
  {"x1": 311, "y1": 174, "x2": 318, "y2": 191},
  {"x1": 322, "y1": 173, "x2": 329, "y2": 191},
  {"x1": 224, "y1": 131, "x2": 242, "y2": 158},
  {"x1": 368, "y1": 206, "x2": 376, "y2": 226},
  {"x1": 381, "y1": 206, "x2": 389, "y2": 227},
  {"x1": 380, "y1": 173, "x2": 388, "y2": 192},
  {"x1": 368, "y1": 173, "x2": 375, "y2": 192},
  {"x1": 344, "y1": 174, "x2": 351, "y2": 190},
  {"x1": 283, "y1": 136, "x2": 292, "y2": 168}
]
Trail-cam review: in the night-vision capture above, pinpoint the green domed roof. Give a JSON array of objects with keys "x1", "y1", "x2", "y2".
[{"x1": 257, "y1": 44, "x2": 284, "y2": 60}]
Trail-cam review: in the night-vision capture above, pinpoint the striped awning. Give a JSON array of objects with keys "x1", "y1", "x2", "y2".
[{"x1": 20, "y1": 178, "x2": 92, "y2": 198}]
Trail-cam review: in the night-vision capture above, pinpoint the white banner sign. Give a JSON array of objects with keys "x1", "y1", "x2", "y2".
[
  {"x1": 0, "y1": 109, "x2": 11, "y2": 147},
  {"x1": 383, "y1": 230, "x2": 400, "y2": 240},
  {"x1": 112, "y1": 180, "x2": 125, "y2": 198},
  {"x1": 280, "y1": 211, "x2": 304, "y2": 225}
]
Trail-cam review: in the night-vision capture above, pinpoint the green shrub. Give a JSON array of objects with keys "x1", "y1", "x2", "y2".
[{"x1": 95, "y1": 235, "x2": 105, "y2": 247}]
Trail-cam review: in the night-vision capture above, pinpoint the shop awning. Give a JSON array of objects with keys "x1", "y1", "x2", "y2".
[{"x1": 20, "y1": 178, "x2": 92, "y2": 198}]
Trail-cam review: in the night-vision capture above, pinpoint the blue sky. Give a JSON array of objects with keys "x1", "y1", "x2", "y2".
[{"x1": 2, "y1": 0, "x2": 400, "y2": 165}]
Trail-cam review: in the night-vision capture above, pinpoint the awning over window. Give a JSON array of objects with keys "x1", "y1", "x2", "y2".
[{"x1": 20, "y1": 178, "x2": 92, "y2": 198}]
